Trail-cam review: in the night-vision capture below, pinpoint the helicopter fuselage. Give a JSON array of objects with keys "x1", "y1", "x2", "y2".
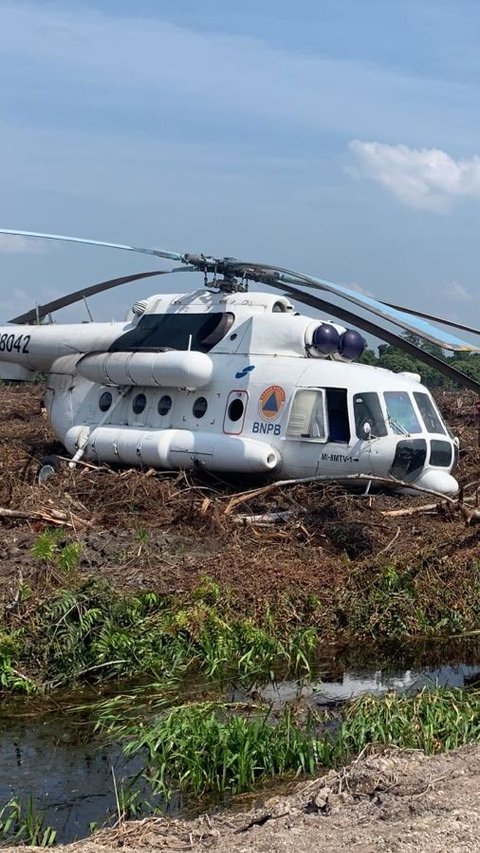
[{"x1": 0, "y1": 288, "x2": 459, "y2": 495}]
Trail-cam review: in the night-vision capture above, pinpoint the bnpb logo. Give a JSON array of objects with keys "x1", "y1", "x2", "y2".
[{"x1": 258, "y1": 385, "x2": 286, "y2": 421}]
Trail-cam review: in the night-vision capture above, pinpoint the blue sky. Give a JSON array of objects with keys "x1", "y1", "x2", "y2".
[{"x1": 1, "y1": 0, "x2": 480, "y2": 330}]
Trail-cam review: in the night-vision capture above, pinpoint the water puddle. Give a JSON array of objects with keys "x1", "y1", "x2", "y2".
[{"x1": 2, "y1": 641, "x2": 480, "y2": 843}]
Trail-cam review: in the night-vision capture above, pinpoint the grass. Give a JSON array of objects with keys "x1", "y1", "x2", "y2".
[
  {"x1": 95, "y1": 687, "x2": 480, "y2": 802},
  {"x1": 102, "y1": 689, "x2": 480, "y2": 798},
  {"x1": 0, "y1": 574, "x2": 317, "y2": 694},
  {"x1": 335, "y1": 688, "x2": 480, "y2": 757},
  {"x1": 107, "y1": 701, "x2": 323, "y2": 799},
  {"x1": 0, "y1": 795, "x2": 56, "y2": 847}
]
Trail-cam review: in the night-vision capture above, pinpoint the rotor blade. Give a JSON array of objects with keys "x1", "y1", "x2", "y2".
[
  {"x1": 9, "y1": 267, "x2": 194, "y2": 324},
  {"x1": 381, "y1": 302, "x2": 480, "y2": 337},
  {"x1": 232, "y1": 260, "x2": 480, "y2": 352},
  {"x1": 0, "y1": 228, "x2": 185, "y2": 263},
  {"x1": 283, "y1": 270, "x2": 480, "y2": 350},
  {"x1": 280, "y1": 281, "x2": 480, "y2": 395}
]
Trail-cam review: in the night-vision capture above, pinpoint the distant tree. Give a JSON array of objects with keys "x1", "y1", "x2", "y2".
[{"x1": 359, "y1": 347, "x2": 378, "y2": 366}]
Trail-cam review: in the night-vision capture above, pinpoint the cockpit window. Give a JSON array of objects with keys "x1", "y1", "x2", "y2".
[
  {"x1": 384, "y1": 391, "x2": 422, "y2": 435},
  {"x1": 413, "y1": 392, "x2": 446, "y2": 435},
  {"x1": 353, "y1": 393, "x2": 387, "y2": 439}
]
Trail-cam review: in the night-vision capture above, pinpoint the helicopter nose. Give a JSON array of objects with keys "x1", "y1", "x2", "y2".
[{"x1": 413, "y1": 470, "x2": 459, "y2": 497}]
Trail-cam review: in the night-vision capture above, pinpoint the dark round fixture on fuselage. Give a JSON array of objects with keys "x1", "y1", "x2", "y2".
[
  {"x1": 339, "y1": 329, "x2": 365, "y2": 360},
  {"x1": 311, "y1": 324, "x2": 340, "y2": 355}
]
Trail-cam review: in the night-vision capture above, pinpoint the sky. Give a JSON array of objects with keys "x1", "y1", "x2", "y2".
[{"x1": 1, "y1": 0, "x2": 480, "y2": 332}]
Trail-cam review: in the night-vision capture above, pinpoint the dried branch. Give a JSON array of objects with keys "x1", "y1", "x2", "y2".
[{"x1": 0, "y1": 506, "x2": 89, "y2": 528}]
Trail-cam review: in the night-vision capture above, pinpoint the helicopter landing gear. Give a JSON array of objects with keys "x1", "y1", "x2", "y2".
[{"x1": 37, "y1": 454, "x2": 62, "y2": 485}]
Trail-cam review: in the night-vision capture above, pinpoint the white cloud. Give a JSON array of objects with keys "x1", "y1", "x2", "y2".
[
  {"x1": 344, "y1": 280, "x2": 376, "y2": 298},
  {"x1": 441, "y1": 280, "x2": 473, "y2": 302},
  {"x1": 348, "y1": 140, "x2": 480, "y2": 211},
  {"x1": 0, "y1": 234, "x2": 45, "y2": 254}
]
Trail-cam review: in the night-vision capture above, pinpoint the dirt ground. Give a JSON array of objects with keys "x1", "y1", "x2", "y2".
[{"x1": 4, "y1": 745, "x2": 480, "y2": 852}]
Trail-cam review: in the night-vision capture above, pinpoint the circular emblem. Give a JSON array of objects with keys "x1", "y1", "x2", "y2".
[{"x1": 258, "y1": 385, "x2": 286, "y2": 421}]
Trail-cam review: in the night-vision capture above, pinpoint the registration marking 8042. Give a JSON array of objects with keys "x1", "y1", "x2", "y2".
[{"x1": 0, "y1": 333, "x2": 31, "y2": 353}]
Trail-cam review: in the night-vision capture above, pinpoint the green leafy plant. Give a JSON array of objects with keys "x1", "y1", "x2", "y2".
[
  {"x1": 118, "y1": 701, "x2": 322, "y2": 799},
  {"x1": 0, "y1": 631, "x2": 36, "y2": 694},
  {"x1": 31, "y1": 529, "x2": 82, "y2": 575},
  {"x1": 0, "y1": 795, "x2": 57, "y2": 847}
]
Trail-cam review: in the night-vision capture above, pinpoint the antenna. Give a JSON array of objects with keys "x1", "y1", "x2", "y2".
[{"x1": 83, "y1": 296, "x2": 94, "y2": 322}]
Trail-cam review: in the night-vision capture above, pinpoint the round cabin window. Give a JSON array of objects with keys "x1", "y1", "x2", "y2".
[
  {"x1": 99, "y1": 391, "x2": 112, "y2": 412},
  {"x1": 192, "y1": 396, "x2": 208, "y2": 419},
  {"x1": 227, "y1": 398, "x2": 244, "y2": 422},
  {"x1": 158, "y1": 395, "x2": 172, "y2": 416},
  {"x1": 132, "y1": 393, "x2": 147, "y2": 415}
]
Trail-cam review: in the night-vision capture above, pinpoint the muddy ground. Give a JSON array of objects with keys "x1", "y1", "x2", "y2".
[{"x1": 0, "y1": 383, "x2": 480, "y2": 613}]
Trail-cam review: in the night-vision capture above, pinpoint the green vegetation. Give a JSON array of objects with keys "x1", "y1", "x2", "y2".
[
  {"x1": 94, "y1": 687, "x2": 480, "y2": 802},
  {"x1": 0, "y1": 795, "x2": 56, "y2": 847},
  {"x1": 0, "y1": 565, "x2": 317, "y2": 694},
  {"x1": 32, "y1": 529, "x2": 83, "y2": 576},
  {"x1": 2, "y1": 527, "x2": 480, "y2": 694},
  {"x1": 336, "y1": 688, "x2": 480, "y2": 756},
  {"x1": 361, "y1": 334, "x2": 480, "y2": 387},
  {"x1": 119, "y1": 702, "x2": 321, "y2": 798}
]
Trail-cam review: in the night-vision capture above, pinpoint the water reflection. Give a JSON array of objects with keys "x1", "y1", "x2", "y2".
[
  {"x1": 258, "y1": 662, "x2": 480, "y2": 706},
  {"x1": 0, "y1": 715, "x2": 146, "y2": 841}
]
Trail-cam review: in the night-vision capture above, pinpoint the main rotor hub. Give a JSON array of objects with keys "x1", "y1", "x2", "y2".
[{"x1": 183, "y1": 254, "x2": 281, "y2": 292}]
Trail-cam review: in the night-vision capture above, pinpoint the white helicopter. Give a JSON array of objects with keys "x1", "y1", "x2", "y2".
[{"x1": 1, "y1": 228, "x2": 480, "y2": 497}]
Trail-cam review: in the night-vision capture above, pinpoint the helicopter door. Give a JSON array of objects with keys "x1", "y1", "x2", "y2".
[
  {"x1": 325, "y1": 388, "x2": 350, "y2": 443},
  {"x1": 353, "y1": 391, "x2": 388, "y2": 474},
  {"x1": 223, "y1": 390, "x2": 248, "y2": 435}
]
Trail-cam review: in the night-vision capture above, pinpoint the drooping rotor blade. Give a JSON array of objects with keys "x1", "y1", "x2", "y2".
[
  {"x1": 229, "y1": 260, "x2": 480, "y2": 352},
  {"x1": 0, "y1": 229, "x2": 185, "y2": 263},
  {"x1": 381, "y1": 302, "x2": 480, "y2": 337},
  {"x1": 280, "y1": 281, "x2": 480, "y2": 396},
  {"x1": 9, "y1": 267, "x2": 195, "y2": 324}
]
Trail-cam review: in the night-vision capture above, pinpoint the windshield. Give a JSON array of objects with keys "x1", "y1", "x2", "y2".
[
  {"x1": 353, "y1": 392, "x2": 387, "y2": 439},
  {"x1": 413, "y1": 392, "x2": 446, "y2": 435},
  {"x1": 383, "y1": 391, "x2": 422, "y2": 435}
]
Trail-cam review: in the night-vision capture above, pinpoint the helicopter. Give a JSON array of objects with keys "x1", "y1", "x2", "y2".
[{"x1": 1, "y1": 228, "x2": 480, "y2": 498}]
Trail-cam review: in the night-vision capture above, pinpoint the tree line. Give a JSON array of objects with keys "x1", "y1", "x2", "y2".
[{"x1": 360, "y1": 333, "x2": 480, "y2": 388}]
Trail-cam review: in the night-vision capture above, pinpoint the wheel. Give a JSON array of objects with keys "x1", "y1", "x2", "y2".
[{"x1": 37, "y1": 454, "x2": 62, "y2": 484}]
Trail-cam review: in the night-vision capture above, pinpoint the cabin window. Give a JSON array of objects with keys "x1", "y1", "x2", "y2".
[
  {"x1": 287, "y1": 390, "x2": 326, "y2": 439},
  {"x1": 353, "y1": 393, "x2": 387, "y2": 439},
  {"x1": 99, "y1": 391, "x2": 112, "y2": 412},
  {"x1": 228, "y1": 398, "x2": 244, "y2": 422},
  {"x1": 192, "y1": 396, "x2": 208, "y2": 419},
  {"x1": 326, "y1": 388, "x2": 350, "y2": 443},
  {"x1": 384, "y1": 391, "x2": 421, "y2": 435},
  {"x1": 158, "y1": 395, "x2": 172, "y2": 416},
  {"x1": 413, "y1": 392, "x2": 446, "y2": 435},
  {"x1": 223, "y1": 390, "x2": 248, "y2": 435},
  {"x1": 132, "y1": 393, "x2": 147, "y2": 415}
]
